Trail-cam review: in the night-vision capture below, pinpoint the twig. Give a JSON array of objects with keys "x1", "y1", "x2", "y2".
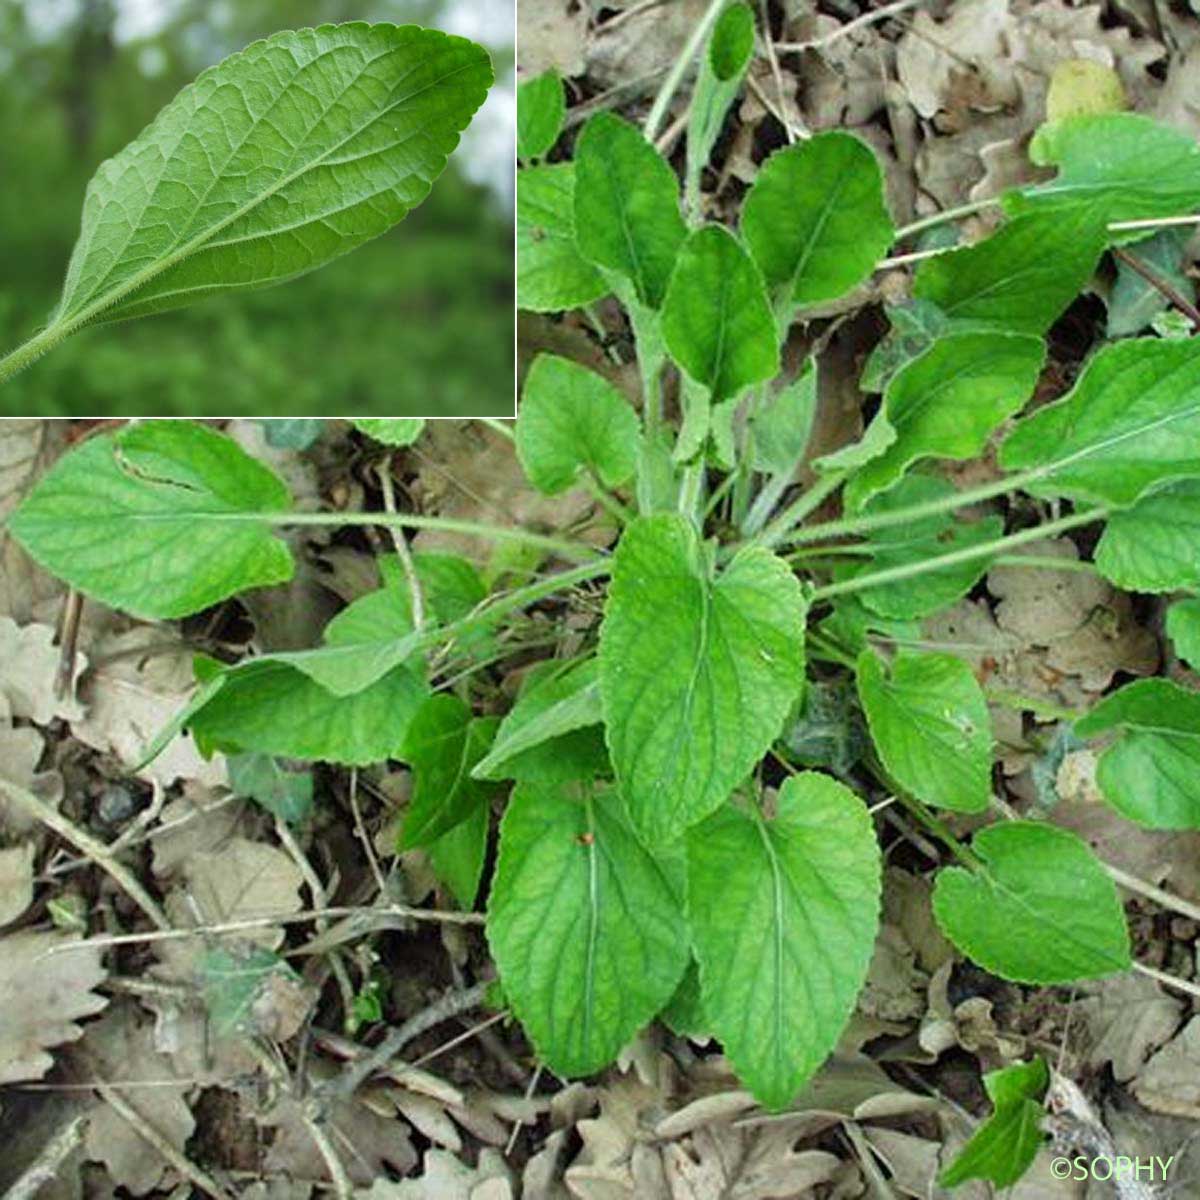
[
  {"x1": 327, "y1": 980, "x2": 493, "y2": 1099},
  {"x1": 348, "y1": 768, "x2": 388, "y2": 899},
  {"x1": 644, "y1": 0, "x2": 729, "y2": 142},
  {"x1": 53, "y1": 589, "x2": 83, "y2": 702},
  {"x1": 1132, "y1": 962, "x2": 1200, "y2": 1003},
  {"x1": 1112, "y1": 245, "x2": 1200, "y2": 331},
  {"x1": 377, "y1": 460, "x2": 425, "y2": 630},
  {"x1": 776, "y1": 0, "x2": 925, "y2": 51},
  {"x1": 45, "y1": 903, "x2": 484, "y2": 956},
  {"x1": 93, "y1": 1079, "x2": 233, "y2": 1200},
  {"x1": 1103, "y1": 862, "x2": 1200, "y2": 925},
  {"x1": 1, "y1": 780, "x2": 169, "y2": 930},
  {"x1": 2, "y1": 1114, "x2": 87, "y2": 1200},
  {"x1": 505, "y1": 1064, "x2": 543, "y2": 1157},
  {"x1": 756, "y1": 5, "x2": 798, "y2": 145}
]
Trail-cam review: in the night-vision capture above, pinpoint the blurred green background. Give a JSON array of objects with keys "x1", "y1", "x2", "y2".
[{"x1": 0, "y1": 0, "x2": 514, "y2": 417}]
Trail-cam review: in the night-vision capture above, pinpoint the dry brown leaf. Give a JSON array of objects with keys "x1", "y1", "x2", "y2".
[
  {"x1": 357, "y1": 1148, "x2": 514, "y2": 1199},
  {"x1": 0, "y1": 697, "x2": 63, "y2": 839},
  {"x1": 882, "y1": 867, "x2": 955, "y2": 974},
  {"x1": 82, "y1": 1002, "x2": 195, "y2": 1195},
  {"x1": 0, "y1": 618, "x2": 85, "y2": 725},
  {"x1": 1078, "y1": 974, "x2": 1183, "y2": 1084},
  {"x1": 71, "y1": 627, "x2": 226, "y2": 788},
  {"x1": 584, "y1": 0, "x2": 708, "y2": 92},
  {"x1": 1132, "y1": 1015, "x2": 1200, "y2": 1119},
  {"x1": 0, "y1": 841, "x2": 36, "y2": 926},
  {"x1": 518, "y1": 0, "x2": 588, "y2": 76},
  {"x1": 0, "y1": 930, "x2": 106, "y2": 1084},
  {"x1": 149, "y1": 784, "x2": 247, "y2": 879}
]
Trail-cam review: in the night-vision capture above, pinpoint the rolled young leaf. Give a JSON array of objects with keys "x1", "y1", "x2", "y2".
[
  {"x1": 9, "y1": 421, "x2": 293, "y2": 619},
  {"x1": 16, "y1": 24, "x2": 492, "y2": 362},
  {"x1": 661, "y1": 225, "x2": 779, "y2": 403},
  {"x1": 687, "y1": 774, "x2": 882, "y2": 1110},
  {"x1": 742, "y1": 132, "x2": 894, "y2": 308}
]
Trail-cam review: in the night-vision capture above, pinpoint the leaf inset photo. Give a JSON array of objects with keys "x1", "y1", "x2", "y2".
[{"x1": 0, "y1": 7, "x2": 515, "y2": 417}]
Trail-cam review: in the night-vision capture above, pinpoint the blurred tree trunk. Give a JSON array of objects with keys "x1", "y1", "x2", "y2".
[{"x1": 61, "y1": 0, "x2": 114, "y2": 154}]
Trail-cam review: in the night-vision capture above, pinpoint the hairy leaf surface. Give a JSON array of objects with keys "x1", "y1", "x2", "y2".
[
  {"x1": 933, "y1": 822, "x2": 1131, "y2": 984},
  {"x1": 686, "y1": 775, "x2": 881, "y2": 1109},
  {"x1": 1075, "y1": 679, "x2": 1200, "y2": 830},
  {"x1": 518, "y1": 165, "x2": 607, "y2": 312},
  {"x1": 742, "y1": 132, "x2": 893, "y2": 307},
  {"x1": 661, "y1": 225, "x2": 779, "y2": 402},
  {"x1": 52, "y1": 24, "x2": 492, "y2": 328},
  {"x1": 487, "y1": 783, "x2": 688, "y2": 1076},
  {"x1": 574, "y1": 113, "x2": 686, "y2": 309},
  {"x1": 845, "y1": 332, "x2": 1044, "y2": 512},
  {"x1": 1000, "y1": 337, "x2": 1200, "y2": 507},
  {"x1": 599, "y1": 515, "x2": 806, "y2": 845},
  {"x1": 517, "y1": 355, "x2": 640, "y2": 494},
  {"x1": 856, "y1": 650, "x2": 992, "y2": 813},
  {"x1": 9, "y1": 421, "x2": 292, "y2": 619}
]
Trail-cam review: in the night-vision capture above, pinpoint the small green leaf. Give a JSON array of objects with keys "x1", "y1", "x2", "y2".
[
  {"x1": 933, "y1": 821, "x2": 1131, "y2": 984},
  {"x1": 47, "y1": 25, "x2": 492, "y2": 332},
  {"x1": 742, "y1": 132, "x2": 894, "y2": 307},
  {"x1": 352, "y1": 419, "x2": 425, "y2": 447},
  {"x1": 1107, "y1": 230, "x2": 1196, "y2": 338},
  {"x1": 399, "y1": 695, "x2": 498, "y2": 848},
  {"x1": 687, "y1": 774, "x2": 882, "y2": 1110},
  {"x1": 751, "y1": 359, "x2": 818, "y2": 476},
  {"x1": 575, "y1": 112, "x2": 686, "y2": 309},
  {"x1": 939, "y1": 1058, "x2": 1049, "y2": 1188},
  {"x1": 1000, "y1": 336, "x2": 1200, "y2": 507},
  {"x1": 262, "y1": 419, "x2": 325, "y2": 450},
  {"x1": 429, "y1": 800, "x2": 488, "y2": 909},
  {"x1": 227, "y1": 753, "x2": 314, "y2": 826},
  {"x1": 662, "y1": 225, "x2": 779, "y2": 402},
  {"x1": 201, "y1": 947, "x2": 300, "y2": 1038},
  {"x1": 518, "y1": 164, "x2": 608, "y2": 313},
  {"x1": 1096, "y1": 480, "x2": 1200, "y2": 592},
  {"x1": 812, "y1": 411, "x2": 897, "y2": 475},
  {"x1": 487, "y1": 783, "x2": 688, "y2": 1076},
  {"x1": 517, "y1": 69, "x2": 566, "y2": 161},
  {"x1": 842, "y1": 475, "x2": 1003, "y2": 619},
  {"x1": 9, "y1": 421, "x2": 292, "y2": 620},
  {"x1": 844, "y1": 332, "x2": 1045, "y2": 512},
  {"x1": 660, "y1": 960, "x2": 709, "y2": 1039},
  {"x1": 686, "y1": 4, "x2": 755, "y2": 207},
  {"x1": 517, "y1": 355, "x2": 640, "y2": 494},
  {"x1": 817, "y1": 596, "x2": 920, "y2": 657},
  {"x1": 1007, "y1": 112, "x2": 1200, "y2": 228},
  {"x1": 599, "y1": 514, "x2": 807, "y2": 845},
  {"x1": 912, "y1": 210, "x2": 1106, "y2": 335},
  {"x1": 472, "y1": 658, "x2": 607, "y2": 785},
  {"x1": 1167, "y1": 599, "x2": 1200, "y2": 670},
  {"x1": 856, "y1": 650, "x2": 993, "y2": 814},
  {"x1": 1074, "y1": 679, "x2": 1200, "y2": 830}
]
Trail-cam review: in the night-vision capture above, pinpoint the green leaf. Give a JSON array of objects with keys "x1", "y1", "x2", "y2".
[
  {"x1": 429, "y1": 800, "x2": 488, "y2": 909},
  {"x1": 912, "y1": 210, "x2": 1105, "y2": 336},
  {"x1": 518, "y1": 164, "x2": 608, "y2": 313},
  {"x1": 599, "y1": 514, "x2": 807, "y2": 845},
  {"x1": 517, "y1": 355, "x2": 641, "y2": 494},
  {"x1": 48, "y1": 25, "x2": 492, "y2": 332},
  {"x1": 517, "y1": 68, "x2": 565, "y2": 161},
  {"x1": 1006, "y1": 113, "x2": 1200, "y2": 228},
  {"x1": 933, "y1": 821, "x2": 1131, "y2": 984},
  {"x1": 1000, "y1": 336, "x2": 1200, "y2": 507},
  {"x1": 575, "y1": 112, "x2": 686, "y2": 309},
  {"x1": 939, "y1": 1058, "x2": 1049, "y2": 1188},
  {"x1": 751, "y1": 359, "x2": 818, "y2": 476},
  {"x1": 1095, "y1": 480, "x2": 1200, "y2": 592},
  {"x1": 859, "y1": 298, "x2": 949, "y2": 393},
  {"x1": 352, "y1": 419, "x2": 425, "y2": 447},
  {"x1": 190, "y1": 656, "x2": 428, "y2": 766},
  {"x1": 1167, "y1": 599, "x2": 1200, "y2": 670},
  {"x1": 487, "y1": 783, "x2": 689, "y2": 1076},
  {"x1": 472, "y1": 658, "x2": 607, "y2": 785},
  {"x1": 841, "y1": 475, "x2": 1003, "y2": 619},
  {"x1": 844, "y1": 332, "x2": 1045, "y2": 512},
  {"x1": 686, "y1": 4, "x2": 755, "y2": 207},
  {"x1": 399, "y1": 695, "x2": 498, "y2": 849},
  {"x1": 201, "y1": 947, "x2": 299, "y2": 1038},
  {"x1": 742, "y1": 132, "x2": 894, "y2": 307},
  {"x1": 9, "y1": 421, "x2": 292, "y2": 620},
  {"x1": 227, "y1": 753, "x2": 314, "y2": 826},
  {"x1": 662, "y1": 225, "x2": 779, "y2": 402},
  {"x1": 1107, "y1": 230, "x2": 1196, "y2": 338},
  {"x1": 1074, "y1": 679, "x2": 1200, "y2": 830},
  {"x1": 816, "y1": 596, "x2": 920, "y2": 657},
  {"x1": 812, "y1": 411, "x2": 897, "y2": 475},
  {"x1": 686, "y1": 774, "x2": 882, "y2": 1110},
  {"x1": 856, "y1": 650, "x2": 993, "y2": 814},
  {"x1": 262, "y1": 419, "x2": 325, "y2": 450},
  {"x1": 660, "y1": 960, "x2": 709, "y2": 1039}
]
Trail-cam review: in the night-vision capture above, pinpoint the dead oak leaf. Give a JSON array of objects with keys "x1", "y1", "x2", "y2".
[
  {"x1": 0, "y1": 930, "x2": 107, "y2": 1085},
  {"x1": 0, "y1": 617, "x2": 85, "y2": 725},
  {"x1": 1078, "y1": 973, "x2": 1183, "y2": 1084},
  {"x1": 1133, "y1": 1015, "x2": 1200, "y2": 1120}
]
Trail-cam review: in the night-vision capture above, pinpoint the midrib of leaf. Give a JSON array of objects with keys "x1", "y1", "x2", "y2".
[
  {"x1": 57, "y1": 53, "x2": 479, "y2": 333},
  {"x1": 710, "y1": 266, "x2": 731, "y2": 393},
  {"x1": 789, "y1": 171, "x2": 847, "y2": 296}
]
